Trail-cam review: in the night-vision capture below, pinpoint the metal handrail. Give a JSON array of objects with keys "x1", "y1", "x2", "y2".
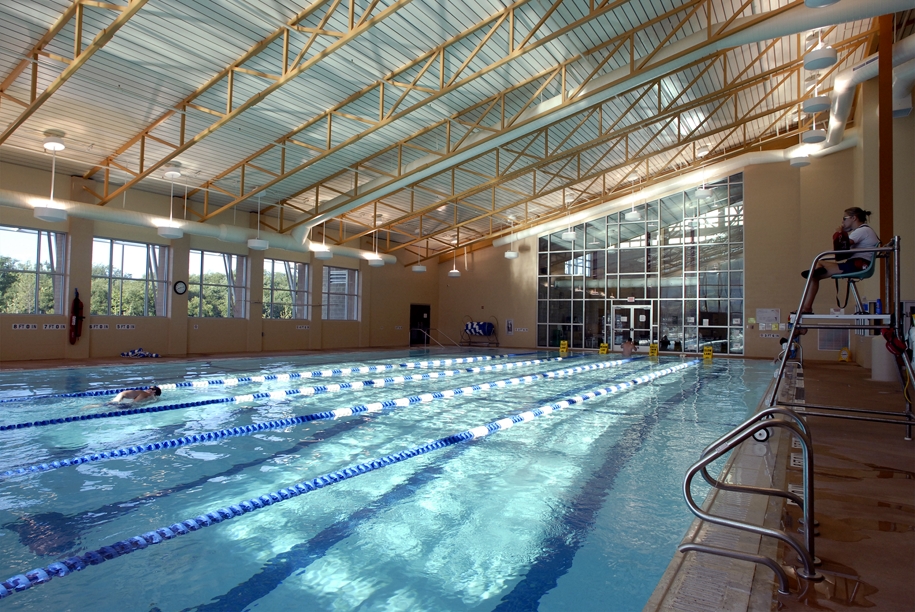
[
  {"x1": 410, "y1": 327, "x2": 461, "y2": 348},
  {"x1": 698, "y1": 408, "x2": 810, "y2": 509},
  {"x1": 770, "y1": 239, "x2": 900, "y2": 408},
  {"x1": 680, "y1": 419, "x2": 822, "y2": 594}
]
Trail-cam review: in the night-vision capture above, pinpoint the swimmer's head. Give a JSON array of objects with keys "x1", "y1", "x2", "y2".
[{"x1": 150, "y1": 386, "x2": 161, "y2": 396}]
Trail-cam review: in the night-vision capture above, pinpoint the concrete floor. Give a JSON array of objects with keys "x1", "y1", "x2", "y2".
[{"x1": 775, "y1": 361, "x2": 914, "y2": 611}]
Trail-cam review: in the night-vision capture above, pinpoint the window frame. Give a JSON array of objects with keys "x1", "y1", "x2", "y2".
[
  {"x1": 321, "y1": 266, "x2": 359, "y2": 321},
  {"x1": 263, "y1": 257, "x2": 310, "y2": 320},
  {"x1": 188, "y1": 249, "x2": 247, "y2": 318},
  {"x1": 90, "y1": 237, "x2": 169, "y2": 317},
  {"x1": 0, "y1": 225, "x2": 67, "y2": 315}
]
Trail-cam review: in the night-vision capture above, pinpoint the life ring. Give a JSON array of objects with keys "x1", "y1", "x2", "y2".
[{"x1": 69, "y1": 289, "x2": 84, "y2": 345}]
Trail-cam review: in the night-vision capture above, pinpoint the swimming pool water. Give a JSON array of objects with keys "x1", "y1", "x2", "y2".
[{"x1": 0, "y1": 350, "x2": 772, "y2": 611}]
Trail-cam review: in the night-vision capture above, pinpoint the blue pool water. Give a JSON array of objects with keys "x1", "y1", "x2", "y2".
[{"x1": 0, "y1": 350, "x2": 772, "y2": 611}]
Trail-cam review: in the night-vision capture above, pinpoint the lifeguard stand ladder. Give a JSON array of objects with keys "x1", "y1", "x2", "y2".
[{"x1": 770, "y1": 237, "x2": 915, "y2": 440}]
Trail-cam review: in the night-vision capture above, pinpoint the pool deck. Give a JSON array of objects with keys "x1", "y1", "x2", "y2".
[{"x1": 646, "y1": 360, "x2": 915, "y2": 612}]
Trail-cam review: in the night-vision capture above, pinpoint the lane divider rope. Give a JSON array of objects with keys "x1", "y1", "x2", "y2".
[
  {"x1": 0, "y1": 360, "x2": 699, "y2": 598},
  {"x1": 0, "y1": 355, "x2": 583, "y2": 432},
  {"x1": 1, "y1": 356, "x2": 641, "y2": 478},
  {"x1": 0, "y1": 355, "x2": 512, "y2": 404}
]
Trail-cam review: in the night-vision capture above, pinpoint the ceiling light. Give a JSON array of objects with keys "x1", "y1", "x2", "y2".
[
  {"x1": 696, "y1": 144, "x2": 709, "y2": 157},
  {"x1": 158, "y1": 226, "x2": 183, "y2": 240},
  {"x1": 163, "y1": 163, "x2": 182, "y2": 180},
  {"x1": 804, "y1": 46, "x2": 837, "y2": 71},
  {"x1": 34, "y1": 205, "x2": 67, "y2": 223},
  {"x1": 789, "y1": 155, "x2": 811, "y2": 167},
  {"x1": 448, "y1": 267, "x2": 461, "y2": 277},
  {"x1": 802, "y1": 128, "x2": 826, "y2": 143},
  {"x1": 504, "y1": 250, "x2": 519, "y2": 259},
  {"x1": 561, "y1": 230, "x2": 576, "y2": 241},
  {"x1": 35, "y1": 134, "x2": 67, "y2": 222},
  {"x1": 696, "y1": 187, "x2": 713, "y2": 199},
  {"x1": 803, "y1": 96, "x2": 830, "y2": 114},
  {"x1": 247, "y1": 191, "x2": 267, "y2": 250},
  {"x1": 42, "y1": 136, "x2": 65, "y2": 152},
  {"x1": 412, "y1": 264, "x2": 427, "y2": 272},
  {"x1": 805, "y1": 0, "x2": 840, "y2": 7}
]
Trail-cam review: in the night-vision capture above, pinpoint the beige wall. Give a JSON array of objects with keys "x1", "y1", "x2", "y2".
[{"x1": 0, "y1": 164, "x2": 441, "y2": 361}]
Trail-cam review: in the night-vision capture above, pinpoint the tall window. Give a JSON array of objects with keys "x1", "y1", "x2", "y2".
[
  {"x1": 188, "y1": 250, "x2": 247, "y2": 318},
  {"x1": 263, "y1": 258, "x2": 309, "y2": 319},
  {"x1": 537, "y1": 173, "x2": 744, "y2": 355},
  {"x1": 0, "y1": 225, "x2": 67, "y2": 314},
  {"x1": 91, "y1": 238, "x2": 168, "y2": 316},
  {"x1": 322, "y1": 266, "x2": 358, "y2": 320}
]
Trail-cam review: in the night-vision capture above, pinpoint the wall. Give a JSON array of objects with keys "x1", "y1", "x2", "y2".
[
  {"x1": 0, "y1": 163, "x2": 441, "y2": 361},
  {"x1": 438, "y1": 238, "x2": 539, "y2": 349}
]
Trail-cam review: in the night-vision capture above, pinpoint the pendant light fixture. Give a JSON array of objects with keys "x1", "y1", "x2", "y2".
[
  {"x1": 802, "y1": 113, "x2": 826, "y2": 143},
  {"x1": 158, "y1": 163, "x2": 183, "y2": 239},
  {"x1": 34, "y1": 135, "x2": 68, "y2": 222},
  {"x1": 696, "y1": 144, "x2": 709, "y2": 158},
  {"x1": 504, "y1": 217, "x2": 519, "y2": 259},
  {"x1": 696, "y1": 179, "x2": 712, "y2": 200},
  {"x1": 448, "y1": 245, "x2": 461, "y2": 277},
  {"x1": 247, "y1": 190, "x2": 268, "y2": 250},
  {"x1": 803, "y1": 30, "x2": 837, "y2": 71},
  {"x1": 313, "y1": 221, "x2": 334, "y2": 260},
  {"x1": 368, "y1": 230, "x2": 384, "y2": 266},
  {"x1": 802, "y1": 73, "x2": 830, "y2": 114}
]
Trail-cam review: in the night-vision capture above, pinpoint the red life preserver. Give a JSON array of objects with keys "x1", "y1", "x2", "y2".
[{"x1": 69, "y1": 289, "x2": 84, "y2": 345}]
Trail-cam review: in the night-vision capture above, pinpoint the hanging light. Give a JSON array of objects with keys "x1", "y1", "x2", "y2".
[
  {"x1": 158, "y1": 167, "x2": 184, "y2": 239},
  {"x1": 312, "y1": 221, "x2": 334, "y2": 260},
  {"x1": 696, "y1": 181, "x2": 712, "y2": 199},
  {"x1": 247, "y1": 190, "x2": 268, "y2": 250},
  {"x1": 505, "y1": 217, "x2": 519, "y2": 259},
  {"x1": 163, "y1": 163, "x2": 182, "y2": 180},
  {"x1": 368, "y1": 230, "x2": 384, "y2": 267},
  {"x1": 34, "y1": 135, "x2": 68, "y2": 222},
  {"x1": 803, "y1": 31, "x2": 837, "y2": 71},
  {"x1": 802, "y1": 114, "x2": 826, "y2": 143},
  {"x1": 448, "y1": 247, "x2": 461, "y2": 277},
  {"x1": 696, "y1": 144, "x2": 709, "y2": 157}
]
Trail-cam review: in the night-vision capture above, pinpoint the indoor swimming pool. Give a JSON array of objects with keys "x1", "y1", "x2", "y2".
[{"x1": 0, "y1": 350, "x2": 773, "y2": 611}]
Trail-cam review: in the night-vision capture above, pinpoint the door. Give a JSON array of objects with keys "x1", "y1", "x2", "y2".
[
  {"x1": 409, "y1": 304, "x2": 431, "y2": 345},
  {"x1": 610, "y1": 306, "x2": 652, "y2": 350}
]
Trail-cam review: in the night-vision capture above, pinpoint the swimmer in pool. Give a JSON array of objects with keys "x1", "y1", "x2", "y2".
[{"x1": 111, "y1": 386, "x2": 161, "y2": 405}]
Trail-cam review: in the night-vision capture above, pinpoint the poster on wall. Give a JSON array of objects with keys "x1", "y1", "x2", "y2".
[
  {"x1": 506, "y1": 319, "x2": 514, "y2": 336},
  {"x1": 756, "y1": 308, "x2": 780, "y2": 325}
]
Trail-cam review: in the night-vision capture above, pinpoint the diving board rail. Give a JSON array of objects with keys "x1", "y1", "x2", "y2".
[
  {"x1": 680, "y1": 407, "x2": 822, "y2": 596},
  {"x1": 769, "y1": 237, "x2": 915, "y2": 440}
]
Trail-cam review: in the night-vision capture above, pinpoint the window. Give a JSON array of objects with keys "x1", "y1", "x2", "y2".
[
  {"x1": 263, "y1": 258, "x2": 309, "y2": 319},
  {"x1": 188, "y1": 250, "x2": 247, "y2": 318},
  {"x1": 537, "y1": 173, "x2": 744, "y2": 354},
  {"x1": 0, "y1": 225, "x2": 66, "y2": 314},
  {"x1": 91, "y1": 238, "x2": 168, "y2": 316},
  {"x1": 322, "y1": 266, "x2": 358, "y2": 320}
]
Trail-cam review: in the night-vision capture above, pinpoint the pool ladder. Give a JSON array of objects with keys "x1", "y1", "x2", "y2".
[{"x1": 679, "y1": 407, "x2": 823, "y2": 595}]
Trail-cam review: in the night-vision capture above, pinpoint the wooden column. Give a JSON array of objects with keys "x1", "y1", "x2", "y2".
[{"x1": 878, "y1": 14, "x2": 893, "y2": 310}]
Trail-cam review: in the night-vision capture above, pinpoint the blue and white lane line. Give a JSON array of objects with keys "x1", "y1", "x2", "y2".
[
  {"x1": 0, "y1": 355, "x2": 512, "y2": 404},
  {"x1": 0, "y1": 355, "x2": 582, "y2": 433},
  {"x1": 1, "y1": 357, "x2": 643, "y2": 478},
  {"x1": 0, "y1": 360, "x2": 699, "y2": 598}
]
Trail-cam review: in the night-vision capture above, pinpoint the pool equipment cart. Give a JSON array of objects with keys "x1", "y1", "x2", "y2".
[
  {"x1": 771, "y1": 237, "x2": 915, "y2": 439},
  {"x1": 680, "y1": 407, "x2": 822, "y2": 595}
]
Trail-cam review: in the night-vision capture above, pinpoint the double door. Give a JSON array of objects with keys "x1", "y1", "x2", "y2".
[{"x1": 609, "y1": 306, "x2": 652, "y2": 351}]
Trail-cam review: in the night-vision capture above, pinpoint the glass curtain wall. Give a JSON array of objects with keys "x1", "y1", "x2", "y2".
[{"x1": 537, "y1": 173, "x2": 744, "y2": 354}]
